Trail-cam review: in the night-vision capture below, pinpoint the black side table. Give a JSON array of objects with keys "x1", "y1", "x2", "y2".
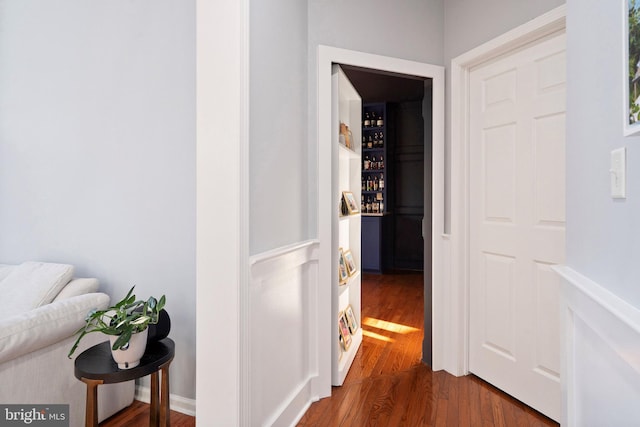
[{"x1": 74, "y1": 338, "x2": 175, "y2": 427}]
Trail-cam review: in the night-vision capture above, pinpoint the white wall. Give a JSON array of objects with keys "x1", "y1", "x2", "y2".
[
  {"x1": 560, "y1": 1, "x2": 640, "y2": 419},
  {"x1": 0, "y1": 0, "x2": 196, "y2": 400},
  {"x1": 250, "y1": 0, "x2": 309, "y2": 255},
  {"x1": 444, "y1": 0, "x2": 566, "y2": 61},
  {"x1": 566, "y1": 0, "x2": 640, "y2": 307}
]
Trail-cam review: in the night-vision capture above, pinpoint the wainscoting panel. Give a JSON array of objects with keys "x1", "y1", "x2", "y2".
[
  {"x1": 249, "y1": 240, "x2": 320, "y2": 427},
  {"x1": 554, "y1": 266, "x2": 640, "y2": 427}
]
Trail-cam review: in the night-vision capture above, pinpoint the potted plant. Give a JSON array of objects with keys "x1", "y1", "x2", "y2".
[{"x1": 68, "y1": 286, "x2": 166, "y2": 369}]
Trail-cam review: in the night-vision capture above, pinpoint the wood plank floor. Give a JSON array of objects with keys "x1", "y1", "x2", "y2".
[
  {"x1": 99, "y1": 400, "x2": 195, "y2": 427},
  {"x1": 100, "y1": 271, "x2": 558, "y2": 426},
  {"x1": 297, "y1": 271, "x2": 559, "y2": 427}
]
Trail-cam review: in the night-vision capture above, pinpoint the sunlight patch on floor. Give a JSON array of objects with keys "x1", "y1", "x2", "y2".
[
  {"x1": 362, "y1": 317, "x2": 420, "y2": 334},
  {"x1": 362, "y1": 329, "x2": 394, "y2": 342}
]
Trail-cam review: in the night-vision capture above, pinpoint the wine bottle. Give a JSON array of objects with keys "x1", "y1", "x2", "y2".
[
  {"x1": 364, "y1": 112, "x2": 370, "y2": 128},
  {"x1": 379, "y1": 173, "x2": 384, "y2": 190}
]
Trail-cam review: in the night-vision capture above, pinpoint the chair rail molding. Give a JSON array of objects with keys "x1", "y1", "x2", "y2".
[{"x1": 554, "y1": 265, "x2": 640, "y2": 427}]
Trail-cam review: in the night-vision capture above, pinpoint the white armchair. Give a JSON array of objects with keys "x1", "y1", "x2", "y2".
[{"x1": 0, "y1": 263, "x2": 134, "y2": 427}]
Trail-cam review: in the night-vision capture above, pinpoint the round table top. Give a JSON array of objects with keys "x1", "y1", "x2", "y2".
[{"x1": 74, "y1": 338, "x2": 175, "y2": 384}]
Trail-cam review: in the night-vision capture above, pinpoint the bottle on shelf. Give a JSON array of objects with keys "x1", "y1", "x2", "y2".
[
  {"x1": 379, "y1": 196, "x2": 384, "y2": 212},
  {"x1": 373, "y1": 133, "x2": 379, "y2": 147},
  {"x1": 373, "y1": 176, "x2": 379, "y2": 191},
  {"x1": 370, "y1": 112, "x2": 377, "y2": 127},
  {"x1": 377, "y1": 116, "x2": 384, "y2": 127},
  {"x1": 379, "y1": 155, "x2": 384, "y2": 170},
  {"x1": 379, "y1": 173, "x2": 384, "y2": 190},
  {"x1": 366, "y1": 197, "x2": 372, "y2": 213},
  {"x1": 363, "y1": 155, "x2": 370, "y2": 170},
  {"x1": 364, "y1": 112, "x2": 370, "y2": 128},
  {"x1": 367, "y1": 135, "x2": 373, "y2": 149},
  {"x1": 371, "y1": 156, "x2": 376, "y2": 170},
  {"x1": 362, "y1": 177, "x2": 365, "y2": 191}
]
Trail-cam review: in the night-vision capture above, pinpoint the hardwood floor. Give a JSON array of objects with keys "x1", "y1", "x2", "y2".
[
  {"x1": 99, "y1": 400, "x2": 195, "y2": 427},
  {"x1": 99, "y1": 272, "x2": 558, "y2": 426},
  {"x1": 297, "y1": 271, "x2": 559, "y2": 427}
]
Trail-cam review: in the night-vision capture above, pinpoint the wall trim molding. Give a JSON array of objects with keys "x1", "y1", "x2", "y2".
[
  {"x1": 554, "y1": 265, "x2": 640, "y2": 426},
  {"x1": 250, "y1": 239, "x2": 319, "y2": 278},
  {"x1": 445, "y1": 4, "x2": 567, "y2": 376},
  {"x1": 249, "y1": 240, "x2": 320, "y2": 425},
  {"x1": 135, "y1": 386, "x2": 196, "y2": 417},
  {"x1": 195, "y1": 0, "x2": 250, "y2": 425}
]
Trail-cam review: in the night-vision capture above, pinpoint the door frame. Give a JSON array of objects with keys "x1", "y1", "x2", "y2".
[
  {"x1": 445, "y1": 5, "x2": 567, "y2": 376},
  {"x1": 317, "y1": 46, "x2": 445, "y2": 394}
]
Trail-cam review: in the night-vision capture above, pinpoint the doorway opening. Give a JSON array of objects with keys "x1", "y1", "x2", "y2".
[
  {"x1": 316, "y1": 45, "x2": 444, "y2": 400},
  {"x1": 340, "y1": 65, "x2": 433, "y2": 366}
]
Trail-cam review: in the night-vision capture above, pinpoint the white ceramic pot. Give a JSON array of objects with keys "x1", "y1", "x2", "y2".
[{"x1": 109, "y1": 328, "x2": 149, "y2": 369}]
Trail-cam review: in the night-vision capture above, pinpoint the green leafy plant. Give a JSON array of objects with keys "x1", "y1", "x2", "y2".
[{"x1": 68, "y1": 286, "x2": 166, "y2": 358}]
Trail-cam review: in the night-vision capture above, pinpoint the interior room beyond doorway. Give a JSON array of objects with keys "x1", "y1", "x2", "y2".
[{"x1": 342, "y1": 65, "x2": 430, "y2": 274}]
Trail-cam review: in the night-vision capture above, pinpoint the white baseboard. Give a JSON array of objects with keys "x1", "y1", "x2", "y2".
[{"x1": 135, "y1": 385, "x2": 196, "y2": 417}]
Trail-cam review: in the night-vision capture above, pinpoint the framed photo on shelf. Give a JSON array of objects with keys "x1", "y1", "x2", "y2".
[
  {"x1": 342, "y1": 191, "x2": 359, "y2": 214},
  {"x1": 625, "y1": 0, "x2": 640, "y2": 135},
  {"x1": 345, "y1": 304, "x2": 359, "y2": 334},
  {"x1": 343, "y1": 249, "x2": 357, "y2": 276},
  {"x1": 338, "y1": 248, "x2": 349, "y2": 285},
  {"x1": 338, "y1": 312, "x2": 352, "y2": 350}
]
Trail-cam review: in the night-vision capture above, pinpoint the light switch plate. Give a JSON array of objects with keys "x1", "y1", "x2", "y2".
[{"x1": 611, "y1": 147, "x2": 626, "y2": 199}]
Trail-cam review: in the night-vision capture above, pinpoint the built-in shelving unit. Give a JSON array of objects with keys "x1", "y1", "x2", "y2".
[
  {"x1": 332, "y1": 65, "x2": 362, "y2": 386},
  {"x1": 361, "y1": 103, "x2": 387, "y2": 216},
  {"x1": 361, "y1": 102, "x2": 391, "y2": 273}
]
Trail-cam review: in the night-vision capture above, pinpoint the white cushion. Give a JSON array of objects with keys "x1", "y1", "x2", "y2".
[
  {"x1": 0, "y1": 264, "x2": 14, "y2": 282},
  {"x1": 0, "y1": 292, "x2": 110, "y2": 364},
  {"x1": 53, "y1": 278, "x2": 99, "y2": 302},
  {"x1": 0, "y1": 262, "x2": 74, "y2": 319}
]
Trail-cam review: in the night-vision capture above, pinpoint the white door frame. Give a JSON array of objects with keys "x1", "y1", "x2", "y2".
[
  {"x1": 445, "y1": 5, "x2": 567, "y2": 376},
  {"x1": 196, "y1": 0, "x2": 250, "y2": 425},
  {"x1": 317, "y1": 46, "x2": 445, "y2": 392}
]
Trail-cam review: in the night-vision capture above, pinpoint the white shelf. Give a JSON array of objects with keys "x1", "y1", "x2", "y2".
[
  {"x1": 339, "y1": 213, "x2": 361, "y2": 221},
  {"x1": 332, "y1": 65, "x2": 362, "y2": 387},
  {"x1": 339, "y1": 143, "x2": 359, "y2": 158},
  {"x1": 335, "y1": 328, "x2": 363, "y2": 385},
  {"x1": 338, "y1": 270, "x2": 360, "y2": 298}
]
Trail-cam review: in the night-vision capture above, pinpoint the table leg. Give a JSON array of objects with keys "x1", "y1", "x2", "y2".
[
  {"x1": 82, "y1": 378, "x2": 103, "y2": 427},
  {"x1": 150, "y1": 371, "x2": 160, "y2": 427},
  {"x1": 159, "y1": 360, "x2": 171, "y2": 427}
]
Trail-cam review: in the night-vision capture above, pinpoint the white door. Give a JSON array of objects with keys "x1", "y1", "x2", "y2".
[{"x1": 469, "y1": 32, "x2": 566, "y2": 421}]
